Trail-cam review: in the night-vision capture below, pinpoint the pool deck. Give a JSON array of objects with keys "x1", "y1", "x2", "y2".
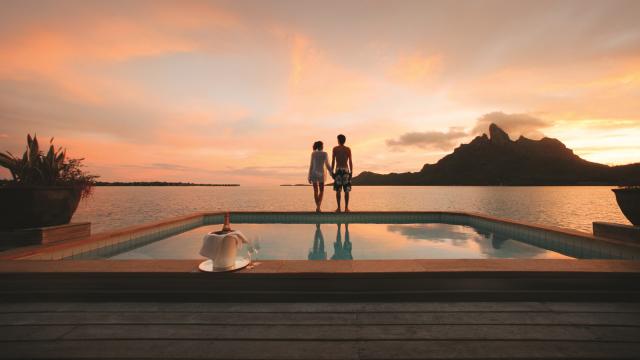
[
  {"x1": 4, "y1": 261, "x2": 636, "y2": 359},
  {"x1": 1, "y1": 301, "x2": 639, "y2": 359},
  {"x1": 1, "y1": 212, "x2": 640, "y2": 358},
  {"x1": 2, "y1": 259, "x2": 639, "y2": 358},
  {"x1": 1, "y1": 259, "x2": 640, "y2": 302}
]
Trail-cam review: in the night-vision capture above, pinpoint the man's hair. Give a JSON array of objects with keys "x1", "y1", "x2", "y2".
[
  {"x1": 313, "y1": 141, "x2": 323, "y2": 150},
  {"x1": 337, "y1": 134, "x2": 346, "y2": 145}
]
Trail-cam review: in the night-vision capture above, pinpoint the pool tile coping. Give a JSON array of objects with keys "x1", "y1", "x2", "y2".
[{"x1": 1, "y1": 259, "x2": 639, "y2": 274}]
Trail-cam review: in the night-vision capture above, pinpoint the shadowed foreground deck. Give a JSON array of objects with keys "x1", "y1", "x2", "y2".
[
  {"x1": 1, "y1": 259, "x2": 639, "y2": 358},
  {"x1": 1, "y1": 301, "x2": 639, "y2": 359}
]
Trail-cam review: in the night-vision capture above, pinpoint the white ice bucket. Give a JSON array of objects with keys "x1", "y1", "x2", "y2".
[{"x1": 200, "y1": 231, "x2": 247, "y2": 270}]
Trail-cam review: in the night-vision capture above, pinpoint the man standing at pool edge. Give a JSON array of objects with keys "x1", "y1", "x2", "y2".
[{"x1": 331, "y1": 134, "x2": 353, "y2": 212}]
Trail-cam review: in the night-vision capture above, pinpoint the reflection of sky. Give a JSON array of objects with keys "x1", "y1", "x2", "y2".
[
  {"x1": 387, "y1": 223, "x2": 478, "y2": 243},
  {"x1": 110, "y1": 223, "x2": 571, "y2": 260},
  {"x1": 386, "y1": 223, "x2": 561, "y2": 259}
]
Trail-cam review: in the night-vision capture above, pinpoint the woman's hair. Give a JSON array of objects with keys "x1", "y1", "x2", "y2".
[{"x1": 313, "y1": 141, "x2": 323, "y2": 151}]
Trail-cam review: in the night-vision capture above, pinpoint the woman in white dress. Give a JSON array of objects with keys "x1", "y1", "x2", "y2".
[{"x1": 308, "y1": 141, "x2": 333, "y2": 212}]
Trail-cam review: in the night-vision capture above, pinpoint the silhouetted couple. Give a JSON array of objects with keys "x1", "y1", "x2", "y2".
[
  {"x1": 308, "y1": 223, "x2": 352, "y2": 260},
  {"x1": 307, "y1": 134, "x2": 353, "y2": 212}
]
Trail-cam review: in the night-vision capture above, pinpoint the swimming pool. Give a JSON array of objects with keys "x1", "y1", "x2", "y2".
[
  {"x1": 108, "y1": 222, "x2": 575, "y2": 260},
  {"x1": 27, "y1": 212, "x2": 636, "y2": 261}
]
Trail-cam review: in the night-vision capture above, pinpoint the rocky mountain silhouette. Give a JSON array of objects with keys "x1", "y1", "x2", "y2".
[{"x1": 352, "y1": 123, "x2": 640, "y2": 185}]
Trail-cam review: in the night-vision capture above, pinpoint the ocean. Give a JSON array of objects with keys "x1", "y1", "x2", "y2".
[{"x1": 72, "y1": 186, "x2": 629, "y2": 234}]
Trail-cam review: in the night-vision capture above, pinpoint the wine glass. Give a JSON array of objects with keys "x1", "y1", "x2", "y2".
[{"x1": 247, "y1": 235, "x2": 260, "y2": 262}]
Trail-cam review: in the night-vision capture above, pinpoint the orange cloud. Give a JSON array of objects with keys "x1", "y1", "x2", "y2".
[
  {"x1": 283, "y1": 33, "x2": 376, "y2": 118},
  {"x1": 2, "y1": 1, "x2": 639, "y2": 183},
  {"x1": 0, "y1": 1, "x2": 243, "y2": 106},
  {"x1": 0, "y1": 26, "x2": 191, "y2": 106},
  {"x1": 454, "y1": 55, "x2": 640, "y2": 120},
  {"x1": 0, "y1": 25, "x2": 196, "y2": 73},
  {"x1": 389, "y1": 52, "x2": 443, "y2": 87},
  {"x1": 148, "y1": 1, "x2": 240, "y2": 30}
]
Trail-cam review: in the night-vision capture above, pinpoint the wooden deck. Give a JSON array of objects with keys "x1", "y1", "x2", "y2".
[{"x1": 1, "y1": 301, "x2": 639, "y2": 359}]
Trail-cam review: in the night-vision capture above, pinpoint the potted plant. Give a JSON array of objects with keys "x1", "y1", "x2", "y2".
[
  {"x1": 0, "y1": 134, "x2": 98, "y2": 229},
  {"x1": 612, "y1": 186, "x2": 640, "y2": 226}
]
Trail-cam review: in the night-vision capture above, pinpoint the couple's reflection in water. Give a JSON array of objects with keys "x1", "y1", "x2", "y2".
[{"x1": 308, "y1": 223, "x2": 352, "y2": 260}]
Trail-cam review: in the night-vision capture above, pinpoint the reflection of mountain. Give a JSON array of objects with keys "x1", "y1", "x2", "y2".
[
  {"x1": 308, "y1": 225, "x2": 327, "y2": 260},
  {"x1": 387, "y1": 223, "x2": 547, "y2": 259},
  {"x1": 491, "y1": 234, "x2": 509, "y2": 249},
  {"x1": 473, "y1": 228, "x2": 547, "y2": 259},
  {"x1": 353, "y1": 123, "x2": 640, "y2": 185},
  {"x1": 331, "y1": 224, "x2": 353, "y2": 260}
]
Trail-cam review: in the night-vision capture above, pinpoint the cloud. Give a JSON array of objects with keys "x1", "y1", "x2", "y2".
[
  {"x1": 282, "y1": 32, "x2": 376, "y2": 118},
  {"x1": 0, "y1": 1, "x2": 243, "y2": 108},
  {"x1": 386, "y1": 112, "x2": 553, "y2": 151},
  {"x1": 472, "y1": 112, "x2": 552, "y2": 139},
  {"x1": 1, "y1": 1, "x2": 639, "y2": 183},
  {"x1": 388, "y1": 52, "x2": 443, "y2": 88},
  {"x1": 148, "y1": 163, "x2": 197, "y2": 172},
  {"x1": 222, "y1": 165, "x2": 306, "y2": 178},
  {"x1": 386, "y1": 127, "x2": 468, "y2": 150},
  {"x1": 387, "y1": 224, "x2": 474, "y2": 243},
  {"x1": 454, "y1": 56, "x2": 640, "y2": 121},
  {"x1": 116, "y1": 162, "x2": 209, "y2": 173}
]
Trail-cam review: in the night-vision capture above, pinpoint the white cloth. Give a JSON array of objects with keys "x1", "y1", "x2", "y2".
[
  {"x1": 308, "y1": 151, "x2": 331, "y2": 183},
  {"x1": 200, "y1": 230, "x2": 248, "y2": 269}
]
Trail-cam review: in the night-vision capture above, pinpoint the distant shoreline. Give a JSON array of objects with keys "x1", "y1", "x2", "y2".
[
  {"x1": 95, "y1": 181, "x2": 239, "y2": 187},
  {"x1": 350, "y1": 182, "x2": 624, "y2": 186},
  {"x1": 0, "y1": 179, "x2": 625, "y2": 187}
]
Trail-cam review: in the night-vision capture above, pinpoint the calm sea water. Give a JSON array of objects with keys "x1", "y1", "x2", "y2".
[{"x1": 72, "y1": 186, "x2": 628, "y2": 234}]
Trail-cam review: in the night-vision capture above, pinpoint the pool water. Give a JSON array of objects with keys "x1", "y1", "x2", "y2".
[{"x1": 109, "y1": 222, "x2": 574, "y2": 260}]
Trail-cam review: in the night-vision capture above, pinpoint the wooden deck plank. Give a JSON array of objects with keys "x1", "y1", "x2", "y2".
[
  {"x1": 0, "y1": 301, "x2": 556, "y2": 313},
  {"x1": 5, "y1": 302, "x2": 640, "y2": 313},
  {"x1": 2, "y1": 311, "x2": 639, "y2": 326},
  {"x1": 2, "y1": 340, "x2": 639, "y2": 359},
  {"x1": 0, "y1": 312, "x2": 357, "y2": 325},
  {"x1": 544, "y1": 302, "x2": 640, "y2": 313},
  {"x1": 358, "y1": 341, "x2": 640, "y2": 359},
  {"x1": 1, "y1": 302, "x2": 639, "y2": 359},
  {"x1": 0, "y1": 325, "x2": 74, "y2": 341},
  {"x1": 1, "y1": 301, "x2": 638, "y2": 313},
  {"x1": 356, "y1": 311, "x2": 640, "y2": 326},
  {"x1": 1, "y1": 340, "x2": 359, "y2": 359},
  {"x1": 51, "y1": 324, "x2": 640, "y2": 342}
]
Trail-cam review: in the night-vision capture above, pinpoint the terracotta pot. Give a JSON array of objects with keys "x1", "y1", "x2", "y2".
[
  {"x1": 612, "y1": 188, "x2": 640, "y2": 226},
  {"x1": 0, "y1": 186, "x2": 81, "y2": 229}
]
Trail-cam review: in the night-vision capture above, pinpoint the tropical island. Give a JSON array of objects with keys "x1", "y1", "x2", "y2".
[
  {"x1": 95, "y1": 181, "x2": 239, "y2": 187},
  {"x1": 352, "y1": 123, "x2": 640, "y2": 186},
  {"x1": 0, "y1": 179, "x2": 240, "y2": 187}
]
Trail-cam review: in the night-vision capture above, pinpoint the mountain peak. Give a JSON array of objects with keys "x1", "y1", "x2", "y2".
[
  {"x1": 488, "y1": 123, "x2": 511, "y2": 144},
  {"x1": 352, "y1": 121, "x2": 640, "y2": 185}
]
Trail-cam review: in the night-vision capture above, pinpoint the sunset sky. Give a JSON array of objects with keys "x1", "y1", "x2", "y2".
[{"x1": 1, "y1": 0, "x2": 639, "y2": 184}]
